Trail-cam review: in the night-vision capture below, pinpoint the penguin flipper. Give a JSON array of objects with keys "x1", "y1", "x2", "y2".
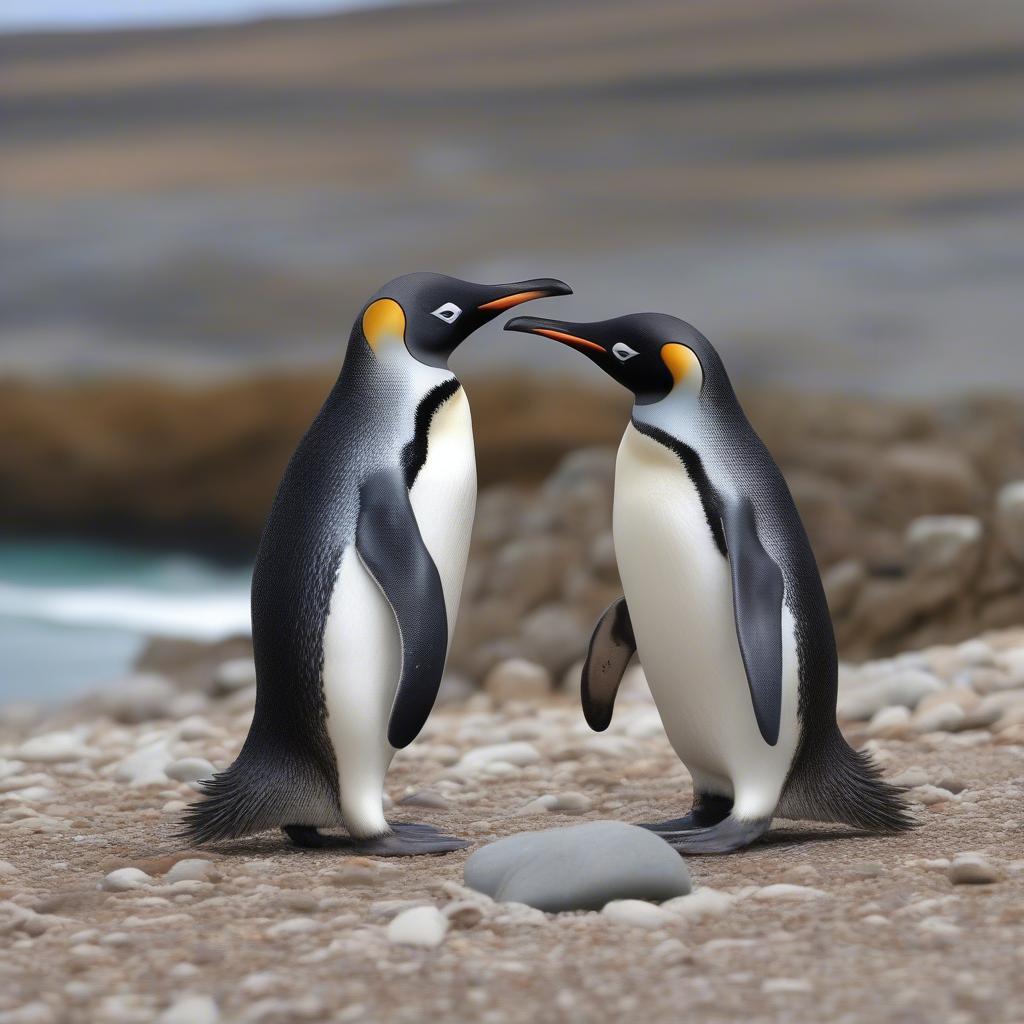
[
  {"x1": 356, "y1": 467, "x2": 449, "y2": 749},
  {"x1": 581, "y1": 597, "x2": 636, "y2": 731},
  {"x1": 722, "y1": 496, "x2": 784, "y2": 746}
]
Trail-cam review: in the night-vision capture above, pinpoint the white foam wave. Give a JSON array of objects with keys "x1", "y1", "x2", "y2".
[{"x1": 0, "y1": 581, "x2": 251, "y2": 641}]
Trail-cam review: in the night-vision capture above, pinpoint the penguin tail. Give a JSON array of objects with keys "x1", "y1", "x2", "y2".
[
  {"x1": 179, "y1": 739, "x2": 337, "y2": 846},
  {"x1": 780, "y1": 728, "x2": 916, "y2": 834},
  {"x1": 179, "y1": 758, "x2": 272, "y2": 846}
]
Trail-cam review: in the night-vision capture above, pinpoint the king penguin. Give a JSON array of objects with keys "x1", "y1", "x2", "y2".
[
  {"x1": 505, "y1": 311, "x2": 912, "y2": 852},
  {"x1": 183, "y1": 273, "x2": 571, "y2": 855}
]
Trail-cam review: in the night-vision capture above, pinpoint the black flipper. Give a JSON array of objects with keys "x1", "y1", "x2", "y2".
[
  {"x1": 581, "y1": 597, "x2": 636, "y2": 731},
  {"x1": 722, "y1": 496, "x2": 784, "y2": 746},
  {"x1": 355, "y1": 468, "x2": 449, "y2": 749}
]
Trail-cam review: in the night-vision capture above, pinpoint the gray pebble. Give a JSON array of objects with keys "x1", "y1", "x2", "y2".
[{"x1": 464, "y1": 820, "x2": 691, "y2": 912}]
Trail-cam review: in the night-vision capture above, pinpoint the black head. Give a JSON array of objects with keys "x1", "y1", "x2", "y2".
[
  {"x1": 359, "y1": 273, "x2": 572, "y2": 369},
  {"x1": 504, "y1": 312, "x2": 713, "y2": 405}
]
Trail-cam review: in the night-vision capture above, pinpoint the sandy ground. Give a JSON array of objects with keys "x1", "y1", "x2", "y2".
[{"x1": 2, "y1": 677, "x2": 1023, "y2": 1024}]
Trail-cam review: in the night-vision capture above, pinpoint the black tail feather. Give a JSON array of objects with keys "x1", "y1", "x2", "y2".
[
  {"x1": 179, "y1": 746, "x2": 339, "y2": 846},
  {"x1": 780, "y1": 728, "x2": 915, "y2": 833}
]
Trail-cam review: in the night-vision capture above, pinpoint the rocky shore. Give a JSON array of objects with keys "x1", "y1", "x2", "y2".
[
  {"x1": 8, "y1": 380, "x2": 1024, "y2": 666},
  {"x1": 2, "y1": 626, "x2": 1023, "y2": 1023}
]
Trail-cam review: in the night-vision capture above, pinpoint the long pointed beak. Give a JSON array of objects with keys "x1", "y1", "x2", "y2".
[
  {"x1": 503, "y1": 315, "x2": 606, "y2": 354},
  {"x1": 477, "y1": 278, "x2": 572, "y2": 312}
]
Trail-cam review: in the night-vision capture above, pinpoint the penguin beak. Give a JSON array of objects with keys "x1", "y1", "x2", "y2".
[
  {"x1": 503, "y1": 315, "x2": 607, "y2": 355},
  {"x1": 477, "y1": 279, "x2": 573, "y2": 313}
]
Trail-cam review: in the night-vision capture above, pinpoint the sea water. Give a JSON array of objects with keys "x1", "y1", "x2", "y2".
[{"x1": 0, "y1": 540, "x2": 250, "y2": 704}]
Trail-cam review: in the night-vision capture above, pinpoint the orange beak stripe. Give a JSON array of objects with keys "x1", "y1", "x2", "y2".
[
  {"x1": 533, "y1": 328, "x2": 606, "y2": 354},
  {"x1": 478, "y1": 290, "x2": 548, "y2": 312}
]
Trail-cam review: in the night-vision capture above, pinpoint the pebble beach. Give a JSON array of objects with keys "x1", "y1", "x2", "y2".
[{"x1": 2, "y1": 622, "x2": 1023, "y2": 1023}]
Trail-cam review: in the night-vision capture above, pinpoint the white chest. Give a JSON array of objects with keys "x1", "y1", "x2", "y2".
[
  {"x1": 318, "y1": 385, "x2": 476, "y2": 834},
  {"x1": 612, "y1": 424, "x2": 800, "y2": 805},
  {"x1": 408, "y1": 387, "x2": 477, "y2": 638}
]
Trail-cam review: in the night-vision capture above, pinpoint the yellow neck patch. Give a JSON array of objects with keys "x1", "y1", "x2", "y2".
[
  {"x1": 362, "y1": 298, "x2": 406, "y2": 352},
  {"x1": 661, "y1": 343, "x2": 701, "y2": 388}
]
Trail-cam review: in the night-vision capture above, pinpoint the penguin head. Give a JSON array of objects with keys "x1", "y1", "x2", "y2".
[
  {"x1": 504, "y1": 312, "x2": 710, "y2": 405},
  {"x1": 360, "y1": 273, "x2": 572, "y2": 369}
]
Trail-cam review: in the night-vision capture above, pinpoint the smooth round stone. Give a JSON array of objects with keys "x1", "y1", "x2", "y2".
[
  {"x1": 548, "y1": 792, "x2": 592, "y2": 814},
  {"x1": 101, "y1": 868, "x2": 153, "y2": 892},
  {"x1": 164, "y1": 758, "x2": 216, "y2": 784},
  {"x1": 752, "y1": 884, "x2": 827, "y2": 901},
  {"x1": 15, "y1": 732, "x2": 87, "y2": 764},
  {"x1": 949, "y1": 853, "x2": 1001, "y2": 885},
  {"x1": 386, "y1": 906, "x2": 449, "y2": 948},
  {"x1": 165, "y1": 859, "x2": 218, "y2": 884},
  {"x1": 601, "y1": 899, "x2": 672, "y2": 929},
  {"x1": 661, "y1": 887, "x2": 736, "y2": 921},
  {"x1": 866, "y1": 705, "x2": 911, "y2": 738},
  {"x1": 464, "y1": 821, "x2": 691, "y2": 913}
]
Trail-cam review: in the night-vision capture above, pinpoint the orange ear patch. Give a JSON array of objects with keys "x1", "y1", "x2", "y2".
[
  {"x1": 661, "y1": 343, "x2": 701, "y2": 386},
  {"x1": 362, "y1": 298, "x2": 406, "y2": 351}
]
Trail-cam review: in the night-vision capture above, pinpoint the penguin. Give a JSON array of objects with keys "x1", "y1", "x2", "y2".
[
  {"x1": 504, "y1": 312, "x2": 912, "y2": 852},
  {"x1": 183, "y1": 273, "x2": 572, "y2": 855}
]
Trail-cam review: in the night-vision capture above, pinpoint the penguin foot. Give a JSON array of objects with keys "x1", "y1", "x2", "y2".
[
  {"x1": 639, "y1": 793, "x2": 733, "y2": 834},
  {"x1": 658, "y1": 815, "x2": 772, "y2": 854},
  {"x1": 282, "y1": 824, "x2": 469, "y2": 856}
]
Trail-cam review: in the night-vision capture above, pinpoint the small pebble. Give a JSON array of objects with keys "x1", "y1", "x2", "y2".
[
  {"x1": 266, "y1": 917, "x2": 321, "y2": 938},
  {"x1": 662, "y1": 888, "x2": 736, "y2": 921},
  {"x1": 164, "y1": 758, "x2": 216, "y2": 784},
  {"x1": 16, "y1": 732, "x2": 87, "y2": 764},
  {"x1": 600, "y1": 899, "x2": 672, "y2": 929},
  {"x1": 101, "y1": 868, "x2": 153, "y2": 892},
  {"x1": 909, "y1": 785, "x2": 957, "y2": 806},
  {"x1": 753, "y1": 884, "x2": 828, "y2": 901},
  {"x1": 548, "y1": 792, "x2": 592, "y2": 814},
  {"x1": 166, "y1": 859, "x2": 219, "y2": 884},
  {"x1": 950, "y1": 853, "x2": 1001, "y2": 885},
  {"x1": 387, "y1": 906, "x2": 448, "y2": 948}
]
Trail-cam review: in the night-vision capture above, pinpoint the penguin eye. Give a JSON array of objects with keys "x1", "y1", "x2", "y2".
[
  {"x1": 430, "y1": 302, "x2": 462, "y2": 324},
  {"x1": 612, "y1": 342, "x2": 639, "y2": 362}
]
